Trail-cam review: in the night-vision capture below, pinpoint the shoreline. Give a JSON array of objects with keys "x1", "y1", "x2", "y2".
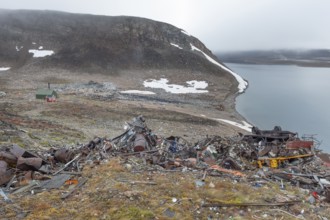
[
  {"x1": 226, "y1": 62, "x2": 330, "y2": 154},
  {"x1": 223, "y1": 60, "x2": 330, "y2": 68}
]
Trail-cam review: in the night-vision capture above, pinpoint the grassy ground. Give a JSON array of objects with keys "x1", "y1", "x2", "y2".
[
  {"x1": 1, "y1": 72, "x2": 329, "y2": 219},
  {"x1": 2, "y1": 158, "x2": 329, "y2": 220}
]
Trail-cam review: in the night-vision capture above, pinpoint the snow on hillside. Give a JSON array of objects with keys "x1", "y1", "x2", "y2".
[
  {"x1": 190, "y1": 44, "x2": 248, "y2": 93},
  {"x1": 29, "y1": 49, "x2": 54, "y2": 58},
  {"x1": 215, "y1": 118, "x2": 252, "y2": 132},
  {"x1": 143, "y1": 78, "x2": 208, "y2": 94},
  {"x1": 170, "y1": 43, "x2": 183, "y2": 49},
  {"x1": 0, "y1": 67, "x2": 11, "y2": 71},
  {"x1": 120, "y1": 90, "x2": 156, "y2": 95}
]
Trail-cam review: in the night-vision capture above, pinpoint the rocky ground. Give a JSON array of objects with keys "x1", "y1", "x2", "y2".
[
  {"x1": 0, "y1": 66, "x2": 247, "y2": 151},
  {"x1": 3, "y1": 158, "x2": 330, "y2": 220},
  {"x1": 1, "y1": 67, "x2": 330, "y2": 220}
]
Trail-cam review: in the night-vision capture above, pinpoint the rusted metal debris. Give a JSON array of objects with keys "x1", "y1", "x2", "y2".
[
  {"x1": 0, "y1": 116, "x2": 329, "y2": 204},
  {"x1": 17, "y1": 157, "x2": 43, "y2": 171}
]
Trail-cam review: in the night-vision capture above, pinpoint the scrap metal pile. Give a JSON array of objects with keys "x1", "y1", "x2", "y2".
[{"x1": 1, "y1": 116, "x2": 329, "y2": 202}]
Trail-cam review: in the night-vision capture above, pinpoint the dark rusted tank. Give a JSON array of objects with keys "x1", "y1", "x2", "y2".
[
  {"x1": 133, "y1": 134, "x2": 147, "y2": 152},
  {"x1": 17, "y1": 157, "x2": 43, "y2": 171}
]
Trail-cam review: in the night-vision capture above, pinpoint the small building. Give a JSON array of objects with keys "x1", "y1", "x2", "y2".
[{"x1": 36, "y1": 89, "x2": 58, "y2": 100}]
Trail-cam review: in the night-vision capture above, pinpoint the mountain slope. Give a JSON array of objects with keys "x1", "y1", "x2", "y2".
[
  {"x1": 0, "y1": 10, "x2": 251, "y2": 170},
  {"x1": 0, "y1": 10, "x2": 232, "y2": 75}
]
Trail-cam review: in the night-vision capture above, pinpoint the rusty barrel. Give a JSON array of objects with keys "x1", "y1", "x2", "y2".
[
  {"x1": 54, "y1": 148, "x2": 74, "y2": 163},
  {"x1": 17, "y1": 157, "x2": 43, "y2": 171},
  {"x1": 0, "y1": 151, "x2": 17, "y2": 166},
  {"x1": 133, "y1": 134, "x2": 147, "y2": 152}
]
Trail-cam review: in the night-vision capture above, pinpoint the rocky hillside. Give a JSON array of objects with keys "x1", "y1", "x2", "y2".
[
  {"x1": 0, "y1": 9, "x2": 235, "y2": 77},
  {"x1": 0, "y1": 9, "x2": 249, "y2": 149}
]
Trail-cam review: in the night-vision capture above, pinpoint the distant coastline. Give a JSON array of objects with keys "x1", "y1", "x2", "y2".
[{"x1": 217, "y1": 49, "x2": 330, "y2": 68}]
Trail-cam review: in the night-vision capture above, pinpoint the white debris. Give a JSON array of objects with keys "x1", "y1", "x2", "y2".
[
  {"x1": 28, "y1": 49, "x2": 54, "y2": 58},
  {"x1": 38, "y1": 46, "x2": 43, "y2": 49},
  {"x1": 0, "y1": 91, "x2": 6, "y2": 97},
  {"x1": 170, "y1": 43, "x2": 183, "y2": 49},
  {"x1": 320, "y1": 178, "x2": 330, "y2": 185},
  {"x1": 120, "y1": 90, "x2": 156, "y2": 95},
  {"x1": 215, "y1": 118, "x2": 253, "y2": 132},
  {"x1": 32, "y1": 42, "x2": 36, "y2": 45},
  {"x1": 143, "y1": 78, "x2": 208, "y2": 94},
  {"x1": 190, "y1": 43, "x2": 248, "y2": 93},
  {"x1": 0, "y1": 67, "x2": 10, "y2": 71}
]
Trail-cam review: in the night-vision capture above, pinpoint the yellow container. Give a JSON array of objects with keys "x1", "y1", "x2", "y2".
[{"x1": 270, "y1": 159, "x2": 278, "y2": 168}]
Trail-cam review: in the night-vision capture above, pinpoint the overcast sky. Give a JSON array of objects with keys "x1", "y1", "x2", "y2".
[{"x1": 2, "y1": 0, "x2": 330, "y2": 52}]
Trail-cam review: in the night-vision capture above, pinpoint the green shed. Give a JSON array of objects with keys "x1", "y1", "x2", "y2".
[{"x1": 36, "y1": 89, "x2": 58, "y2": 99}]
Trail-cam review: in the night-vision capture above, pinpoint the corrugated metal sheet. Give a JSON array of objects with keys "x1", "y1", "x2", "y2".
[{"x1": 36, "y1": 89, "x2": 58, "y2": 99}]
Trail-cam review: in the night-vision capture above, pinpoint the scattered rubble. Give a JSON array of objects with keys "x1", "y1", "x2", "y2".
[
  {"x1": 55, "y1": 81, "x2": 116, "y2": 99},
  {"x1": 0, "y1": 116, "x2": 329, "y2": 218}
]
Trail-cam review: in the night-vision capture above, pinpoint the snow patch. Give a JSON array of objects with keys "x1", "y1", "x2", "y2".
[
  {"x1": 190, "y1": 43, "x2": 248, "y2": 93},
  {"x1": 0, "y1": 67, "x2": 11, "y2": 71},
  {"x1": 32, "y1": 42, "x2": 36, "y2": 45},
  {"x1": 170, "y1": 43, "x2": 183, "y2": 49},
  {"x1": 38, "y1": 46, "x2": 43, "y2": 50},
  {"x1": 29, "y1": 49, "x2": 54, "y2": 58},
  {"x1": 215, "y1": 118, "x2": 252, "y2": 132},
  {"x1": 120, "y1": 90, "x2": 156, "y2": 95},
  {"x1": 143, "y1": 78, "x2": 208, "y2": 94},
  {"x1": 181, "y1": 30, "x2": 190, "y2": 36},
  {"x1": 16, "y1": 46, "x2": 23, "y2": 51}
]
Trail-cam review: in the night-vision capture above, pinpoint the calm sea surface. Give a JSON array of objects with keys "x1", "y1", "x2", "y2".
[{"x1": 226, "y1": 63, "x2": 330, "y2": 152}]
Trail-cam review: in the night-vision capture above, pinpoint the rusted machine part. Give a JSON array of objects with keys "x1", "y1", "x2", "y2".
[
  {"x1": 54, "y1": 148, "x2": 75, "y2": 163},
  {"x1": 258, "y1": 145, "x2": 272, "y2": 157},
  {"x1": 133, "y1": 134, "x2": 147, "y2": 152},
  {"x1": 0, "y1": 171, "x2": 14, "y2": 185},
  {"x1": 0, "y1": 152, "x2": 17, "y2": 165},
  {"x1": 24, "y1": 171, "x2": 34, "y2": 181},
  {"x1": 221, "y1": 157, "x2": 242, "y2": 170},
  {"x1": 269, "y1": 145, "x2": 279, "y2": 157},
  {"x1": 239, "y1": 149, "x2": 258, "y2": 160},
  {"x1": 10, "y1": 145, "x2": 44, "y2": 163},
  {"x1": 17, "y1": 157, "x2": 43, "y2": 171},
  {"x1": 286, "y1": 140, "x2": 313, "y2": 149},
  {"x1": 0, "y1": 161, "x2": 14, "y2": 185},
  {"x1": 86, "y1": 137, "x2": 102, "y2": 149},
  {"x1": 325, "y1": 189, "x2": 330, "y2": 203},
  {"x1": 103, "y1": 141, "x2": 112, "y2": 151}
]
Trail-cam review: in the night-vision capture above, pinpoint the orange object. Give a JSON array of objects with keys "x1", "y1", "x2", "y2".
[
  {"x1": 65, "y1": 179, "x2": 78, "y2": 185},
  {"x1": 208, "y1": 165, "x2": 246, "y2": 177}
]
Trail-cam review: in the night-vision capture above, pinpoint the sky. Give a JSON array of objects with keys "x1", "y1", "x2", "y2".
[{"x1": 2, "y1": 0, "x2": 330, "y2": 52}]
